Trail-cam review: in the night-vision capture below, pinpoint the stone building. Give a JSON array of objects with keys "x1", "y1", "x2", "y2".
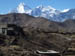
[
  {"x1": 0, "y1": 23, "x2": 21, "y2": 36},
  {"x1": 0, "y1": 23, "x2": 8, "y2": 35}
]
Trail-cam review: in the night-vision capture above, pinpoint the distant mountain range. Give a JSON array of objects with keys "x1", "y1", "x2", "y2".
[{"x1": 10, "y1": 3, "x2": 75, "y2": 22}]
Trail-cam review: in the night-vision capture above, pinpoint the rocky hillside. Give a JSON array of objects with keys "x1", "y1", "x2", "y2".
[
  {"x1": 0, "y1": 13, "x2": 75, "y2": 56},
  {"x1": 0, "y1": 13, "x2": 75, "y2": 32}
]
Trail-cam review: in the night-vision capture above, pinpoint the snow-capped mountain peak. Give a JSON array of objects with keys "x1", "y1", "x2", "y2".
[
  {"x1": 47, "y1": 6, "x2": 56, "y2": 10},
  {"x1": 17, "y1": 3, "x2": 25, "y2": 13},
  {"x1": 62, "y1": 9, "x2": 70, "y2": 12},
  {"x1": 11, "y1": 3, "x2": 61, "y2": 20},
  {"x1": 36, "y1": 5, "x2": 44, "y2": 9},
  {"x1": 10, "y1": 3, "x2": 75, "y2": 22},
  {"x1": 12, "y1": 3, "x2": 31, "y2": 13}
]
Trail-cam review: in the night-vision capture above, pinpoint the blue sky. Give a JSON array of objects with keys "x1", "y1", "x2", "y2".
[{"x1": 0, "y1": 0, "x2": 75, "y2": 14}]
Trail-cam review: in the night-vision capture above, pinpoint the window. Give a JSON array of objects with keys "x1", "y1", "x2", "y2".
[{"x1": 2, "y1": 28, "x2": 7, "y2": 35}]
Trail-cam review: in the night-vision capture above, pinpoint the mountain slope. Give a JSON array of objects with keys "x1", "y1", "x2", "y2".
[
  {"x1": 0, "y1": 13, "x2": 75, "y2": 33},
  {"x1": 0, "y1": 13, "x2": 75, "y2": 56}
]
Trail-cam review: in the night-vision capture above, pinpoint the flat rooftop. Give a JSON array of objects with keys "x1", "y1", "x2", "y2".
[{"x1": 36, "y1": 50, "x2": 60, "y2": 54}]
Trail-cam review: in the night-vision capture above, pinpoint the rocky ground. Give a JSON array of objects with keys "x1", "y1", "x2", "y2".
[
  {"x1": 0, "y1": 28, "x2": 74, "y2": 56},
  {"x1": 0, "y1": 13, "x2": 75, "y2": 56}
]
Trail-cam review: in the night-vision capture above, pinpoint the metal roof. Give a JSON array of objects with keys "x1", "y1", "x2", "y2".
[{"x1": 36, "y1": 50, "x2": 60, "y2": 54}]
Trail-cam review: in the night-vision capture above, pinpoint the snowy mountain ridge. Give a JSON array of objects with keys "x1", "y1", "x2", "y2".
[{"x1": 11, "y1": 3, "x2": 75, "y2": 22}]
